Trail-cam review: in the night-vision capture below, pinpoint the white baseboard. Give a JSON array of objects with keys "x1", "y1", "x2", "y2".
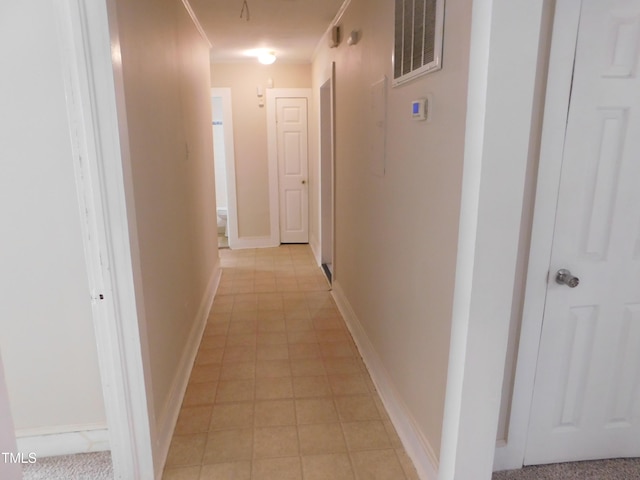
[
  {"x1": 332, "y1": 281, "x2": 439, "y2": 480},
  {"x1": 154, "y1": 259, "x2": 222, "y2": 478},
  {"x1": 232, "y1": 236, "x2": 279, "y2": 250},
  {"x1": 16, "y1": 428, "x2": 109, "y2": 457},
  {"x1": 309, "y1": 233, "x2": 321, "y2": 266}
]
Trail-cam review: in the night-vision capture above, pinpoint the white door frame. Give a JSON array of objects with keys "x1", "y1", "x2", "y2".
[
  {"x1": 492, "y1": 0, "x2": 583, "y2": 470},
  {"x1": 211, "y1": 88, "x2": 239, "y2": 249},
  {"x1": 438, "y1": 2, "x2": 549, "y2": 479},
  {"x1": 319, "y1": 63, "x2": 336, "y2": 282},
  {"x1": 266, "y1": 88, "x2": 312, "y2": 246},
  {"x1": 55, "y1": 1, "x2": 155, "y2": 478}
]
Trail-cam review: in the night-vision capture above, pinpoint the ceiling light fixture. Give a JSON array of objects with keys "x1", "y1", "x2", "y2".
[{"x1": 258, "y1": 51, "x2": 276, "y2": 65}]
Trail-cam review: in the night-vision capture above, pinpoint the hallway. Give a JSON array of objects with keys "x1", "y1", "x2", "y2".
[{"x1": 162, "y1": 245, "x2": 419, "y2": 479}]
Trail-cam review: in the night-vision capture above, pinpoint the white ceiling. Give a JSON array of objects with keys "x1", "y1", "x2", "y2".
[{"x1": 188, "y1": 0, "x2": 346, "y2": 63}]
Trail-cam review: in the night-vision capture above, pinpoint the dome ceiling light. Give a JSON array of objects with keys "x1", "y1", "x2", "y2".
[{"x1": 258, "y1": 51, "x2": 277, "y2": 65}]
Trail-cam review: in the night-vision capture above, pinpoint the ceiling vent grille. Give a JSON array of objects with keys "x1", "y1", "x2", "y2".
[{"x1": 393, "y1": 0, "x2": 444, "y2": 86}]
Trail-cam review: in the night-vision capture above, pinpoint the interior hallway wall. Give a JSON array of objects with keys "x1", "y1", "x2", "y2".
[
  {"x1": 111, "y1": 0, "x2": 219, "y2": 468},
  {"x1": 0, "y1": 0, "x2": 107, "y2": 440},
  {"x1": 311, "y1": 0, "x2": 473, "y2": 464},
  {"x1": 211, "y1": 63, "x2": 311, "y2": 239}
]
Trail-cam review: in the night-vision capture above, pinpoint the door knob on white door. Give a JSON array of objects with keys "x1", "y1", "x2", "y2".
[
  {"x1": 301, "y1": 180, "x2": 306, "y2": 184},
  {"x1": 555, "y1": 269, "x2": 579, "y2": 288}
]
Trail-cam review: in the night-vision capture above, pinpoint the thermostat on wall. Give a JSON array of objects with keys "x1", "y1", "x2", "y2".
[{"x1": 412, "y1": 98, "x2": 427, "y2": 121}]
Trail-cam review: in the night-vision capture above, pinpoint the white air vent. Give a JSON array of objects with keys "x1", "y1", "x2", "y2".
[{"x1": 393, "y1": 0, "x2": 444, "y2": 86}]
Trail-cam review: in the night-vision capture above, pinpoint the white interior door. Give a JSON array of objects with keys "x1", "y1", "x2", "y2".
[
  {"x1": 525, "y1": 0, "x2": 640, "y2": 465},
  {"x1": 277, "y1": 97, "x2": 309, "y2": 243}
]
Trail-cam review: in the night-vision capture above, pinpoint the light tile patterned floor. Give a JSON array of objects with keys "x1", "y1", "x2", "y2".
[{"x1": 163, "y1": 245, "x2": 419, "y2": 480}]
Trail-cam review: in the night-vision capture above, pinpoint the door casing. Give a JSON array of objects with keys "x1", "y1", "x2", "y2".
[
  {"x1": 319, "y1": 67, "x2": 336, "y2": 281},
  {"x1": 493, "y1": 0, "x2": 597, "y2": 470},
  {"x1": 439, "y1": 2, "x2": 552, "y2": 478},
  {"x1": 53, "y1": 0, "x2": 157, "y2": 477}
]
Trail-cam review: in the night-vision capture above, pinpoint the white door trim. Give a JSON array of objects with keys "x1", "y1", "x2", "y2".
[
  {"x1": 439, "y1": 3, "x2": 548, "y2": 479},
  {"x1": 492, "y1": 0, "x2": 582, "y2": 470},
  {"x1": 266, "y1": 88, "x2": 312, "y2": 246},
  {"x1": 211, "y1": 88, "x2": 239, "y2": 249},
  {"x1": 318, "y1": 63, "x2": 336, "y2": 282},
  {"x1": 54, "y1": 1, "x2": 155, "y2": 478}
]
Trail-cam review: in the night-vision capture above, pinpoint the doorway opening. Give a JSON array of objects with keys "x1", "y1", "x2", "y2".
[
  {"x1": 211, "y1": 88, "x2": 238, "y2": 250},
  {"x1": 319, "y1": 72, "x2": 335, "y2": 284}
]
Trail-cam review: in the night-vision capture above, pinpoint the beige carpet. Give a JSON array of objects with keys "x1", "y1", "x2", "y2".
[
  {"x1": 493, "y1": 458, "x2": 640, "y2": 480},
  {"x1": 22, "y1": 452, "x2": 112, "y2": 480}
]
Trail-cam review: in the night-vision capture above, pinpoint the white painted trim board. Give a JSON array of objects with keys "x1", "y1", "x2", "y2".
[
  {"x1": 332, "y1": 282, "x2": 439, "y2": 480},
  {"x1": 233, "y1": 236, "x2": 280, "y2": 250},
  {"x1": 17, "y1": 429, "x2": 109, "y2": 458}
]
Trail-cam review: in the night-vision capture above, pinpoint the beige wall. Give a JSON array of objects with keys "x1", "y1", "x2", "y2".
[
  {"x1": 113, "y1": 0, "x2": 219, "y2": 447},
  {"x1": 211, "y1": 63, "x2": 311, "y2": 238},
  {"x1": 0, "y1": 0, "x2": 106, "y2": 436},
  {"x1": 312, "y1": 0, "x2": 472, "y2": 459}
]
